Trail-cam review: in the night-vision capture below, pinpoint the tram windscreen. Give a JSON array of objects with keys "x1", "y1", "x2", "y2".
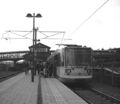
[{"x1": 65, "y1": 47, "x2": 92, "y2": 66}]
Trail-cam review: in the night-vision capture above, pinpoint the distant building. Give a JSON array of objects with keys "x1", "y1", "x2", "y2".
[
  {"x1": 25, "y1": 43, "x2": 51, "y2": 62},
  {"x1": 93, "y1": 48, "x2": 120, "y2": 67}
]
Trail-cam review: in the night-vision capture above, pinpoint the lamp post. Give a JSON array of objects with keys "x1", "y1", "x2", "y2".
[{"x1": 26, "y1": 13, "x2": 42, "y2": 82}]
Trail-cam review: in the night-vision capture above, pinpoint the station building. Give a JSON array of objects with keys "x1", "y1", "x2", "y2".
[{"x1": 25, "y1": 43, "x2": 51, "y2": 63}]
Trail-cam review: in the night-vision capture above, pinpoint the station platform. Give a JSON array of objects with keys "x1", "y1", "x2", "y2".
[
  {"x1": 0, "y1": 73, "x2": 38, "y2": 104},
  {"x1": 41, "y1": 78, "x2": 88, "y2": 104},
  {"x1": 0, "y1": 72, "x2": 88, "y2": 104}
]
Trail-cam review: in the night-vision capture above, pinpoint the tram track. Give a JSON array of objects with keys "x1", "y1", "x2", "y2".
[
  {"x1": 67, "y1": 84, "x2": 120, "y2": 104},
  {"x1": 73, "y1": 88, "x2": 120, "y2": 104},
  {"x1": 0, "y1": 71, "x2": 22, "y2": 82},
  {"x1": 91, "y1": 88, "x2": 120, "y2": 104}
]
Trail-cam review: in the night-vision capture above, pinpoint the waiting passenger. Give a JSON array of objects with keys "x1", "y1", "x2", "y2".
[
  {"x1": 49, "y1": 63, "x2": 54, "y2": 77},
  {"x1": 25, "y1": 62, "x2": 29, "y2": 75}
]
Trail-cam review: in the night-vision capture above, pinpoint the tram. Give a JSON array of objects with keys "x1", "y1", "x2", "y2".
[{"x1": 47, "y1": 44, "x2": 93, "y2": 82}]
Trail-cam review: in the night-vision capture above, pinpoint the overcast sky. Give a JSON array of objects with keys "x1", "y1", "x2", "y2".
[{"x1": 0, "y1": 0, "x2": 120, "y2": 52}]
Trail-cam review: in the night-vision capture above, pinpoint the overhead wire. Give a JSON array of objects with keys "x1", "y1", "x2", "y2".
[
  {"x1": 43, "y1": 32, "x2": 61, "y2": 38},
  {"x1": 38, "y1": 31, "x2": 49, "y2": 37},
  {"x1": 6, "y1": 30, "x2": 32, "y2": 32},
  {"x1": 38, "y1": 31, "x2": 67, "y2": 47},
  {"x1": 23, "y1": 31, "x2": 32, "y2": 37},
  {"x1": 8, "y1": 31, "x2": 32, "y2": 40},
  {"x1": 40, "y1": 38, "x2": 70, "y2": 40},
  {"x1": 4, "y1": 38, "x2": 32, "y2": 40},
  {"x1": 38, "y1": 31, "x2": 65, "y2": 39},
  {"x1": 70, "y1": 0, "x2": 110, "y2": 36},
  {"x1": 1, "y1": 31, "x2": 9, "y2": 39},
  {"x1": 60, "y1": 32, "x2": 65, "y2": 47}
]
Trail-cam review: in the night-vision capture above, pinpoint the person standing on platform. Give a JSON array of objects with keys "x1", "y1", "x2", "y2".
[
  {"x1": 30, "y1": 62, "x2": 34, "y2": 75},
  {"x1": 36, "y1": 63, "x2": 40, "y2": 75},
  {"x1": 49, "y1": 63, "x2": 54, "y2": 77},
  {"x1": 45, "y1": 62, "x2": 49, "y2": 77},
  {"x1": 44, "y1": 62, "x2": 49, "y2": 77},
  {"x1": 53, "y1": 60, "x2": 57, "y2": 77},
  {"x1": 25, "y1": 62, "x2": 29, "y2": 75},
  {"x1": 39, "y1": 63, "x2": 43, "y2": 75}
]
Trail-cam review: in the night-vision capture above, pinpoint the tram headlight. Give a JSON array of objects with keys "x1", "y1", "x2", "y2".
[
  {"x1": 65, "y1": 69, "x2": 71, "y2": 75},
  {"x1": 87, "y1": 69, "x2": 91, "y2": 75}
]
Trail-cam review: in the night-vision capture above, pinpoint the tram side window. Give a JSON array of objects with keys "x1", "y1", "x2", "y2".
[
  {"x1": 60, "y1": 55, "x2": 64, "y2": 66},
  {"x1": 54, "y1": 54, "x2": 61, "y2": 66},
  {"x1": 61, "y1": 61, "x2": 64, "y2": 66}
]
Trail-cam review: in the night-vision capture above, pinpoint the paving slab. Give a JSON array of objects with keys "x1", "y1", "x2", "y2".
[
  {"x1": 0, "y1": 73, "x2": 39, "y2": 104},
  {"x1": 41, "y1": 78, "x2": 88, "y2": 104}
]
